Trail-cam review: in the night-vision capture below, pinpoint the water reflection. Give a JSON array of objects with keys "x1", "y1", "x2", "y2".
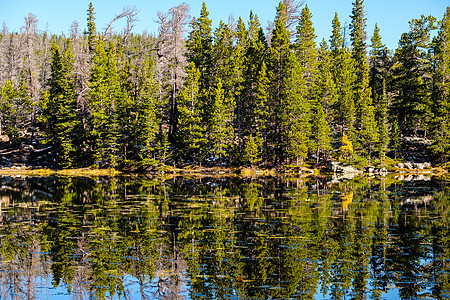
[{"x1": 0, "y1": 175, "x2": 449, "y2": 299}]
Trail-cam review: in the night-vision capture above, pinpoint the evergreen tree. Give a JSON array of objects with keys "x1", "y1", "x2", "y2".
[
  {"x1": 209, "y1": 78, "x2": 233, "y2": 164},
  {"x1": 390, "y1": 118, "x2": 401, "y2": 159},
  {"x1": 295, "y1": 5, "x2": 318, "y2": 93},
  {"x1": 134, "y1": 54, "x2": 160, "y2": 165},
  {"x1": 0, "y1": 79, "x2": 30, "y2": 141},
  {"x1": 267, "y1": 1, "x2": 303, "y2": 165},
  {"x1": 88, "y1": 39, "x2": 122, "y2": 167},
  {"x1": 350, "y1": 0, "x2": 378, "y2": 157},
  {"x1": 317, "y1": 39, "x2": 337, "y2": 124},
  {"x1": 430, "y1": 7, "x2": 450, "y2": 161},
  {"x1": 86, "y1": 2, "x2": 96, "y2": 54},
  {"x1": 176, "y1": 62, "x2": 208, "y2": 165},
  {"x1": 242, "y1": 134, "x2": 262, "y2": 166},
  {"x1": 369, "y1": 24, "x2": 389, "y2": 110},
  {"x1": 311, "y1": 103, "x2": 332, "y2": 164},
  {"x1": 392, "y1": 16, "x2": 436, "y2": 134},
  {"x1": 39, "y1": 43, "x2": 80, "y2": 168},
  {"x1": 241, "y1": 12, "x2": 268, "y2": 160},
  {"x1": 186, "y1": 3, "x2": 213, "y2": 120},
  {"x1": 378, "y1": 79, "x2": 390, "y2": 164},
  {"x1": 330, "y1": 13, "x2": 356, "y2": 138}
]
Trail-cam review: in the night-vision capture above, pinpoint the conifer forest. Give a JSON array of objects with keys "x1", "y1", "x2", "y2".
[{"x1": 1, "y1": 0, "x2": 450, "y2": 171}]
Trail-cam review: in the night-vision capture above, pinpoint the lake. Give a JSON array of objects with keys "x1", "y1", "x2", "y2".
[{"x1": 0, "y1": 174, "x2": 449, "y2": 299}]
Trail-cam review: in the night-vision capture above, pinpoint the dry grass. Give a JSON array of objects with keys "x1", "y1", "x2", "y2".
[{"x1": 0, "y1": 167, "x2": 121, "y2": 177}]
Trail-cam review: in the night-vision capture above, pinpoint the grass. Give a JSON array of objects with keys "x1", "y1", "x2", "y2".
[{"x1": 0, "y1": 167, "x2": 121, "y2": 177}]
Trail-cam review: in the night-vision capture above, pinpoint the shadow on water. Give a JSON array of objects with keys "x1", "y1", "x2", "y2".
[{"x1": 0, "y1": 174, "x2": 449, "y2": 299}]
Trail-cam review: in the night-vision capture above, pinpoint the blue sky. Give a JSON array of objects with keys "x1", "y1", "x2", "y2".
[{"x1": 1, "y1": 0, "x2": 447, "y2": 50}]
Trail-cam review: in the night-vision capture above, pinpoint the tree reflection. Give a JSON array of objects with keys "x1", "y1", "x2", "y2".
[{"x1": 0, "y1": 175, "x2": 449, "y2": 299}]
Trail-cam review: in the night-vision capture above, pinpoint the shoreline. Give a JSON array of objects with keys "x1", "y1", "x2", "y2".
[{"x1": 0, "y1": 165, "x2": 447, "y2": 178}]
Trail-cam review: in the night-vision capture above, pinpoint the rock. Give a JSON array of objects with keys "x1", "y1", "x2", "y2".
[
  {"x1": 397, "y1": 163, "x2": 404, "y2": 169},
  {"x1": 414, "y1": 163, "x2": 424, "y2": 170},
  {"x1": 328, "y1": 161, "x2": 361, "y2": 174},
  {"x1": 404, "y1": 162, "x2": 414, "y2": 170}
]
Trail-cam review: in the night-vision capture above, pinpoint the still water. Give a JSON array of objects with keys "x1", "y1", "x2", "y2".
[{"x1": 0, "y1": 174, "x2": 449, "y2": 300}]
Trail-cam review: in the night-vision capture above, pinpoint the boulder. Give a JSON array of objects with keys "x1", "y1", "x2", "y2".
[
  {"x1": 404, "y1": 162, "x2": 414, "y2": 170},
  {"x1": 328, "y1": 161, "x2": 361, "y2": 174}
]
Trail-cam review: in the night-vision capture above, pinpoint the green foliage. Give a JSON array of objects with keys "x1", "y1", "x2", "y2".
[
  {"x1": 88, "y1": 40, "x2": 123, "y2": 167},
  {"x1": 4, "y1": 1, "x2": 449, "y2": 170},
  {"x1": 390, "y1": 119, "x2": 401, "y2": 159},
  {"x1": 242, "y1": 134, "x2": 262, "y2": 166},
  {"x1": 0, "y1": 79, "x2": 31, "y2": 140},
  {"x1": 209, "y1": 78, "x2": 233, "y2": 164},
  {"x1": 39, "y1": 43, "x2": 80, "y2": 168},
  {"x1": 430, "y1": 7, "x2": 450, "y2": 162},
  {"x1": 340, "y1": 133, "x2": 354, "y2": 159},
  {"x1": 392, "y1": 15, "x2": 437, "y2": 133},
  {"x1": 176, "y1": 62, "x2": 209, "y2": 165}
]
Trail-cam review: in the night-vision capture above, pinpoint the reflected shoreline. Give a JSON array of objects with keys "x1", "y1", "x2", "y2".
[{"x1": 0, "y1": 175, "x2": 449, "y2": 299}]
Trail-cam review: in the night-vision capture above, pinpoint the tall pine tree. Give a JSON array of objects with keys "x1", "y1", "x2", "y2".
[{"x1": 40, "y1": 43, "x2": 80, "y2": 168}]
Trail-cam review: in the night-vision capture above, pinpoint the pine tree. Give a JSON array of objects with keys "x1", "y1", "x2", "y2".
[
  {"x1": 295, "y1": 5, "x2": 318, "y2": 93},
  {"x1": 369, "y1": 24, "x2": 389, "y2": 110},
  {"x1": 390, "y1": 118, "x2": 401, "y2": 159},
  {"x1": 311, "y1": 103, "x2": 332, "y2": 164},
  {"x1": 378, "y1": 79, "x2": 390, "y2": 164},
  {"x1": 0, "y1": 79, "x2": 31, "y2": 140},
  {"x1": 267, "y1": 1, "x2": 303, "y2": 165},
  {"x1": 317, "y1": 39, "x2": 337, "y2": 123},
  {"x1": 350, "y1": 0, "x2": 378, "y2": 158},
  {"x1": 241, "y1": 12, "x2": 268, "y2": 158},
  {"x1": 242, "y1": 134, "x2": 262, "y2": 166},
  {"x1": 88, "y1": 39, "x2": 122, "y2": 167},
  {"x1": 330, "y1": 13, "x2": 356, "y2": 138},
  {"x1": 134, "y1": 54, "x2": 160, "y2": 165},
  {"x1": 430, "y1": 7, "x2": 450, "y2": 161},
  {"x1": 40, "y1": 43, "x2": 80, "y2": 168},
  {"x1": 209, "y1": 78, "x2": 233, "y2": 164},
  {"x1": 314, "y1": 39, "x2": 335, "y2": 164},
  {"x1": 186, "y1": 2, "x2": 213, "y2": 111},
  {"x1": 392, "y1": 16, "x2": 436, "y2": 135},
  {"x1": 86, "y1": 2, "x2": 96, "y2": 54},
  {"x1": 176, "y1": 62, "x2": 208, "y2": 165}
]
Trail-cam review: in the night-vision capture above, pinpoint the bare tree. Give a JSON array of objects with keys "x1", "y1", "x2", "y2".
[
  {"x1": 266, "y1": 0, "x2": 305, "y2": 43},
  {"x1": 103, "y1": 6, "x2": 139, "y2": 41},
  {"x1": 155, "y1": 3, "x2": 190, "y2": 139},
  {"x1": 21, "y1": 13, "x2": 40, "y2": 103}
]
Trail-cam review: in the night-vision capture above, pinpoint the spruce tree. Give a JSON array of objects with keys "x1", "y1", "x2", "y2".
[
  {"x1": 241, "y1": 12, "x2": 268, "y2": 158},
  {"x1": 330, "y1": 13, "x2": 356, "y2": 138},
  {"x1": 369, "y1": 24, "x2": 389, "y2": 110},
  {"x1": 88, "y1": 39, "x2": 122, "y2": 167},
  {"x1": 350, "y1": 0, "x2": 378, "y2": 158},
  {"x1": 176, "y1": 62, "x2": 208, "y2": 165},
  {"x1": 40, "y1": 43, "x2": 80, "y2": 168},
  {"x1": 311, "y1": 103, "x2": 332, "y2": 165},
  {"x1": 86, "y1": 2, "x2": 96, "y2": 54},
  {"x1": 378, "y1": 79, "x2": 390, "y2": 164},
  {"x1": 134, "y1": 55, "x2": 159, "y2": 165},
  {"x1": 317, "y1": 39, "x2": 337, "y2": 125},
  {"x1": 186, "y1": 2, "x2": 213, "y2": 115},
  {"x1": 267, "y1": 1, "x2": 301, "y2": 165},
  {"x1": 209, "y1": 78, "x2": 233, "y2": 164},
  {"x1": 295, "y1": 5, "x2": 318, "y2": 93},
  {"x1": 0, "y1": 79, "x2": 31, "y2": 141},
  {"x1": 430, "y1": 7, "x2": 450, "y2": 161},
  {"x1": 392, "y1": 16, "x2": 436, "y2": 135}
]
